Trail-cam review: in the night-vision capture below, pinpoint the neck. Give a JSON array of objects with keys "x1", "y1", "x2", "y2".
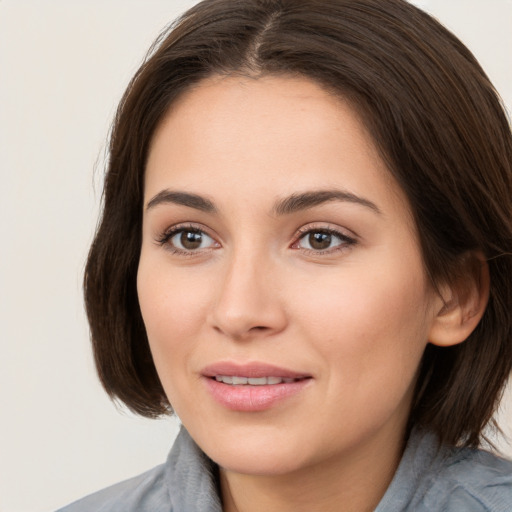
[{"x1": 220, "y1": 424, "x2": 407, "y2": 512}]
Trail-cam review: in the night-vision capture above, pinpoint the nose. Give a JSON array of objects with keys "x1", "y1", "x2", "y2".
[{"x1": 208, "y1": 251, "x2": 288, "y2": 341}]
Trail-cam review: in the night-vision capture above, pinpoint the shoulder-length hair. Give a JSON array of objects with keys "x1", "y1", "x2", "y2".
[{"x1": 85, "y1": 0, "x2": 512, "y2": 448}]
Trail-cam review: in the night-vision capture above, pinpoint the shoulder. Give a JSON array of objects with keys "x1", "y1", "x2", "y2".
[
  {"x1": 56, "y1": 463, "x2": 169, "y2": 512},
  {"x1": 55, "y1": 427, "x2": 222, "y2": 512},
  {"x1": 423, "y1": 444, "x2": 512, "y2": 512},
  {"x1": 377, "y1": 430, "x2": 512, "y2": 512}
]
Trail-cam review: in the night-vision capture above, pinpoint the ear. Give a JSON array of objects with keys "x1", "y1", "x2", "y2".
[{"x1": 428, "y1": 252, "x2": 490, "y2": 347}]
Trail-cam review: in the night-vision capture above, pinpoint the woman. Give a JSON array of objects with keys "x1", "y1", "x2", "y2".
[{"x1": 59, "y1": 0, "x2": 512, "y2": 510}]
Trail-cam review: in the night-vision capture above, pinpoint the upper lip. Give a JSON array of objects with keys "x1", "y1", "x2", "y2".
[{"x1": 201, "y1": 361, "x2": 311, "y2": 379}]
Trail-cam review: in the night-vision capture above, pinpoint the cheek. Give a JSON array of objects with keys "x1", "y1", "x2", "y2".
[
  {"x1": 293, "y1": 259, "x2": 433, "y2": 385},
  {"x1": 137, "y1": 258, "x2": 213, "y2": 370}
]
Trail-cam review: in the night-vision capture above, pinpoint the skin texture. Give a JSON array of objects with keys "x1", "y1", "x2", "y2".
[{"x1": 137, "y1": 75, "x2": 452, "y2": 511}]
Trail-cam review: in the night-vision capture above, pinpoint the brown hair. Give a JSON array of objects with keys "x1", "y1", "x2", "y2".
[{"x1": 85, "y1": 0, "x2": 512, "y2": 447}]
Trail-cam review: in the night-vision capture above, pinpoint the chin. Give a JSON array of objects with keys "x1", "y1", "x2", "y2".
[
  {"x1": 216, "y1": 449, "x2": 309, "y2": 477},
  {"x1": 195, "y1": 424, "x2": 316, "y2": 476}
]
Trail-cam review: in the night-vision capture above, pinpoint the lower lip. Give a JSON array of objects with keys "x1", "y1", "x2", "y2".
[{"x1": 203, "y1": 377, "x2": 311, "y2": 412}]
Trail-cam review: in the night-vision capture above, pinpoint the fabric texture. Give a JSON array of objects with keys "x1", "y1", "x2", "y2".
[{"x1": 57, "y1": 426, "x2": 512, "y2": 511}]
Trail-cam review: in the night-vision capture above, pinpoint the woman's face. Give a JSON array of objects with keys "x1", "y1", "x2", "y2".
[{"x1": 138, "y1": 75, "x2": 442, "y2": 476}]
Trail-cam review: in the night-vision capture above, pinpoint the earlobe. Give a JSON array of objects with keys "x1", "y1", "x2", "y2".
[{"x1": 428, "y1": 253, "x2": 490, "y2": 347}]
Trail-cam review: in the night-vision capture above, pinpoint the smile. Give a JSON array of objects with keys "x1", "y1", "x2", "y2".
[
  {"x1": 201, "y1": 362, "x2": 312, "y2": 411},
  {"x1": 214, "y1": 376, "x2": 301, "y2": 385}
]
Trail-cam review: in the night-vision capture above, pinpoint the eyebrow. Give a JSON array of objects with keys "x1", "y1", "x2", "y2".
[
  {"x1": 146, "y1": 190, "x2": 217, "y2": 213},
  {"x1": 273, "y1": 190, "x2": 381, "y2": 216},
  {"x1": 145, "y1": 188, "x2": 381, "y2": 216}
]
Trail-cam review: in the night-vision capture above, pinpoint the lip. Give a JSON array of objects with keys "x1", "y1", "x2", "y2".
[
  {"x1": 201, "y1": 361, "x2": 310, "y2": 379},
  {"x1": 201, "y1": 361, "x2": 312, "y2": 412}
]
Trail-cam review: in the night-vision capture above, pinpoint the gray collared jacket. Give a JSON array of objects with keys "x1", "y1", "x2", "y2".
[{"x1": 57, "y1": 427, "x2": 512, "y2": 511}]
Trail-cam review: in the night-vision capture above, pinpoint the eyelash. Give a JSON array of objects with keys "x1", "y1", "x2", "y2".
[
  {"x1": 155, "y1": 223, "x2": 357, "y2": 256},
  {"x1": 156, "y1": 223, "x2": 219, "y2": 256},
  {"x1": 292, "y1": 225, "x2": 357, "y2": 254}
]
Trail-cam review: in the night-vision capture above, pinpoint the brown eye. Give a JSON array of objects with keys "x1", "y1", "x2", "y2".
[
  {"x1": 180, "y1": 231, "x2": 203, "y2": 250},
  {"x1": 296, "y1": 229, "x2": 354, "y2": 252},
  {"x1": 308, "y1": 232, "x2": 332, "y2": 250},
  {"x1": 168, "y1": 229, "x2": 216, "y2": 251}
]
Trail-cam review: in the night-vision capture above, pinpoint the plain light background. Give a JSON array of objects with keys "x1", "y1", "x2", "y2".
[{"x1": 0, "y1": 1, "x2": 511, "y2": 511}]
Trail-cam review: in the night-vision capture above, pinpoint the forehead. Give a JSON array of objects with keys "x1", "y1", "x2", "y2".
[{"x1": 145, "y1": 74, "x2": 410, "y2": 221}]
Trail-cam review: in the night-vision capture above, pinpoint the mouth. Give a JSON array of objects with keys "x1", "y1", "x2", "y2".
[
  {"x1": 212, "y1": 375, "x2": 306, "y2": 386},
  {"x1": 201, "y1": 362, "x2": 312, "y2": 412}
]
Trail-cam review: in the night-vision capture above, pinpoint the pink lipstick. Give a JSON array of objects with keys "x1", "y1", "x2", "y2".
[{"x1": 201, "y1": 362, "x2": 312, "y2": 412}]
